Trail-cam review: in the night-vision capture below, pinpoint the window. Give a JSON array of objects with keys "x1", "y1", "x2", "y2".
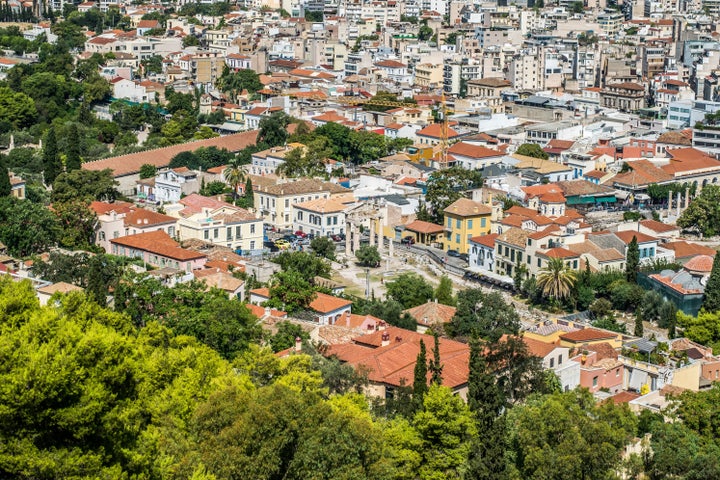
[
  {"x1": 558, "y1": 354, "x2": 562, "y2": 365},
  {"x1": 456, "y1": 219, "x2": 461, "y2": 229},
  {"x1": 616, "y1": 369, "x2": 620, "y2": 377},
  {"x1": 468, "y1": 219, "x2": 473, "y2": 229},
  {"x1": 327, "y1": 217, "x2": 332, "y2": 225},
  {"x1": 592, "y1": 376, "x2": 598, "y2": 387},
  {"x1": 549, "y1": 358, "x2": 554, "y2": 368},
  {"x1": 213, "y1": 228, "x2": 219, "y2": 239},
  {"x1": 204, "y1": 230, "x2": 209, "y2": 240},
  {"x1": 169, "y1": 226, "x2": 175, "y2": 237},
  {"x1": 285, "y1": 199, "x2": 289, "y2": 208},
  {"x1": 250, "y1": 224, "x2": 255, "y2": 234},
  {"x1": 537, "y1": 258, "x2": 541, "y2": 267},
  {"x1": 333, "y1": 216, "x2": 338, "y2": 225},
  {"x1": 481, "y1": 218, "x2": 486, "y2": 227},
  {"x1": 447, "y1": 218, "x2": 452, "y2": 228},
  {"x1": 455, "y1": 234, "x2": 460, "y2": 243},
  {"x1": 250, "y1": 241, "x2": 255, "y2": 250},
  {"x1": 236, "y1": 226, "x2": 241, "y2": 237}
]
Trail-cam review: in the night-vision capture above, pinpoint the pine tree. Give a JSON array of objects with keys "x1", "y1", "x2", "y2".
[
  {"x1": 625, "y1": 236, "x2": 640, "y2": 283},
  {"x1": 634, "y1": 314, "x2": 644, "y2": 338},
  {"x1": 0, "y1": 159, "x2": 11, "y2": 197},
  {"x1": 429, "y1": 331, "x2": 443, "y2": 385},
  {"x1": 65, "y1": 124, "x2": 82, "y2": 172},
  {"x1": 412, "y1": 339, "x2": 428, "y2": 411},
  {"x1": 702, "y1": 254, "x2": 720, "y2": 313},
  {"x1": 43, "y1": 127, "x2": 62, "y2": 186},
  {"x1": 661, "y1": 301, "x2": 678, "y2": 339}
]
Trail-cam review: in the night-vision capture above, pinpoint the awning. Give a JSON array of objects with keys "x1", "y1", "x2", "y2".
[{"x1": 615, "y1": 190, "x2": 631, "y2": 200}]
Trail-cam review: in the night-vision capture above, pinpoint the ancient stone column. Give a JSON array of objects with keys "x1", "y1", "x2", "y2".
[
  {"x1": 676, "y1": 192, "x2": 681, "y2": 217},
  {"x1": 353, "y1": 224, "x2": 360, "y2": 252},
  {"x1": 369, "y1": 221, "x2": 375, "y2": 247},
  {"x1": 345, "y1": 222, "x2": 352, "y2": 256},
  {"x1": 685, "y1": 187, "x2": 690, "y2": 209},
  {"x1": 667, "y1": 190, "x2": 672, "y2": 217}
]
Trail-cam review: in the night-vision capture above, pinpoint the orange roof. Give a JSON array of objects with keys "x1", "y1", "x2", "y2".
[
  {"x1": 560, "y1": 328, "x2": 619, "y2": 343},
  {"x1": 611, "y1": 160, "x2": 673, "y2": 187},
  {"x1": 470, "y1": 233, "x2": 499, "y2": 248},
  {"x1": 613, "y1": 230, "x2": 659, "y2": 245},
  {"x1": 521, "y1": 336, "x2": 561, "y2": 358},
  {"x1": 110, "y1": 230, "x2": 205, "y2": 261},
  {"x1": 541, "y1": 247, "x2": 579, "y2": 259},
  {"x1": 444, "y1": 198, "x2": 492, "y2": 217},
  {"x1": 250, "y1": 287, "x2": 271, "y2": 298},
  {"x1": 447, "y1": 142, "x2": 503, "y2": 159},
  {"x1": 539, "y1": 192, "x2": 566, "y2": 203},
  {"x1": 417, "y1": 123, "x2": 459, "y2": 139},
  {"x1": 83, "y1": 131, "x2": 259, "y2": 177},
  {"x1": 124, "y1": 209, "x2": 176, "y2": 227},
  {"x1": 328, "y1": 326, "x2": 470, "y2": 388},
  {"x1": 90, "y1": 200, "x2": 134, "y2": 215},
  {"x1": 246, "y1": 303, "x2": 287, "y2": 318},
  {"x1": 522, "y1": 183, "x2": 563, "y2": 198},
  {"x1": 403, "y1": 301, "x2": 457, "y2": 325},
  {"x1": 404, "y1": 220, "x2": 444, "y2": 234},
  {"x1": 663, "y1": 240, "x2": 716, "y2": 259},
  {"x1": 684, "y1": 255, "x2": 714, "y2": 273},
  {"x1": 309, "y1": 292, "x2": 352, "y2": 313},
  {"x1": 639, "y1": 219, "x2": 678, "y2": 233}
]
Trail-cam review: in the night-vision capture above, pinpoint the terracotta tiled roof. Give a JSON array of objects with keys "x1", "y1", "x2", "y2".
[
  {"x1": 506, "y1": 205, "x2": 539, "y2": 217},
  {"x1": 557, "y1": 179, "x2": 616, "y2": 197},
  {"x1": 110, "y1": 230, "x2": 206, "y2": 261},
  {"x1": 295, "y1": 197, "x2": 347, "y2": 213},
  {"x1": 124, "y1": 209, "x2": 176, "y2": 227},
  {"x1": 466, "y1": 77, "x2": 511, "y2": 88},
  {"x1": 663, "y1": 240, "x2": 717, "y2": 260},
  {"x1": 560, "y1": 328, "x2": 619, "y2": 343},
  {"x1": 541, "y1": 247, "x2": 580, "y2": 259},
  {"x1": 375, "y1": 59, "x2": 406, "y2": 68},
  {"x1": 193, "y1": 270, "x2": 244, "y2": 292},
  {"x1": 328, "y1": 326, "x2": 470, "y2": 388},
  {"x1": 447, "y1": 142, "x2": 503, "y2": 159},
  {"x1": 404, "y1": 220, "x2": 444, "y2": 234},
  {"x1": 444, "y1": 198, "x2": 492, "y2": 217},
  {"x1": 403, "y1": 301, "x2": 457, "y2": 325},
  {"x1": 496, "y1": 227, "x2": 530, "y2": 248},
  {"x1": 309, "y1": 292, "x2": 352, "y2": 313},
  {"x1": 470, "y1": 233, "x2": 499, "y2": 248},
  {"x1": 521, "y1": 336, "x2": 560, "y2": 358},
  {"x1": 684, "y1": 255, "x2": 714, "y2": 273},
  {"x1": 585, "y1": 341, "x2": 619, "y2": 360},
  {"x1": 37, "y1": 282, "x2": 84, "y2": 295},
  {"x1": 260, "y1": 179, "x2": 349, "y2": 196},
  {"x1": 90, "y1": 200, "x2": 134, "y2": 215},
  {"x1": 613, "y1": 230, "x2": 659, "y2": 245},
  {"x1": 83, "y1": 131, "x2": 259, "y2": 177},
  {"x1": 417, "y1": 123, "x2": 459, "y2": 139},
  {"x1": 611, "y1": 160, "x2": 673, "y2": 187},
  {"x1": 246, "y1": 303, "x2": 287, "y2": 319},
  {"x1": 639, "y1": 219, "x2": 678, "y2": 233},
  {"x1": 250, "y1": 287, "x2": 271, "y2": 298},
  {"x1": 539, "y1": 192, "x2": 566, "y2": 203}
]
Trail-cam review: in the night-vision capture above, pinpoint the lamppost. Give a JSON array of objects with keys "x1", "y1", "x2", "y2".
[{"x1": 365, "y1": 266, "x2": 370, "y2": 300}]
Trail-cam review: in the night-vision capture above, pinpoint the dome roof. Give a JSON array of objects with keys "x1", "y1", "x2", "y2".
[{"x1": 684, "y1": 255, "x2": 714, "y2": 273}]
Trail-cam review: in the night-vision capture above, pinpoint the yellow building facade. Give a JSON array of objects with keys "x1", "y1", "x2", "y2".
[{"x1": 443, "y1": 198, "x2": 492, "y2": 253}]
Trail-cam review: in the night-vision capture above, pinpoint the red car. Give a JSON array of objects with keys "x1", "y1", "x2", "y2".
[{"x1": 294, "y1": 230, "x2": 308, "y2": 238}]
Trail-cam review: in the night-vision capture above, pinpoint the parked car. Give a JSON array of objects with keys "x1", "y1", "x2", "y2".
[
  {"x1": 294, "y1": 230, "x2": 307, "y2": 238},
  {"x1": 282, "y1": 234, "x2": 297, "y2": 243},
  {"x1": 331, "y1": 234, "x2": 342, "y2": 242},
  {"x1": 447, "y1": 249, "x2": 461, "y2": 258},
  {"x1": 459, "y1": 253, "x2": 469, "y2": 262},
  {"x1": 401, "y1": 236, "x2": 415, "y2": 245},
  {"x1": 264, "y1": 241, "x2": 279, "y2": 252},
  {"x1": 274, "y1": 239, "x2": 291, "y2": 249}
]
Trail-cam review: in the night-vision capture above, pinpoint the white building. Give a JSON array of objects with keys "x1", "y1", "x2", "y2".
[
  {"x1": 293, "y1": 198, "x2": 348, "y2": 237},
  {"x1": 155, "y1": 167, "x2": 200, "y2": 204}
]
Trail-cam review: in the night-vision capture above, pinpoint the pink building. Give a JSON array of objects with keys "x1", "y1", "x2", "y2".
[
  {"x1": 110, "y1": 230, "x2": 206, "y2": 272},
  {"x1": 91, "y1": 201, "x2": 177, "y2": 253},
  {"x1": 571, "y1": 343, "x2": 624, "y2": 394}
]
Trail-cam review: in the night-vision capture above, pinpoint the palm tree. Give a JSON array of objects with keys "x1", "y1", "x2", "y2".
[
  {"x1": 536, "y1": 257, "x2": 578, "y2": 302},
  {"x1": 223, "y1": 158, "x2": 246, "y2": 205}
]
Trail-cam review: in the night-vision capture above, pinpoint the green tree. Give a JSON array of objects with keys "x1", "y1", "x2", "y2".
[
  {"x1": 139, "y1": 163, "x2": 156, "y2": 179},
  {"x1": 413, "y1": 339, "x2": 428, "y2": 411},
  {"x1": 428, "y1": 332, "x2": 443, "y2": 385},
  {"x1": 51, "y1": 168, "x2": 119, "y2": 203},
  {"x1": 238, "y1": 177, "x2": 254, "y2": 208},
  {"x1": 677, "y1": 310, "x2": 720, "y2": 352},
  {"x1": 356, "y1": 244, "x2": 381, "y2": 268},
  {"x1": 257, "y1": 111, "x2": 290, "y2": 147},
  {"x1": 678, "y1": 185, "x2": 720, "y2": 236},
  {"x1": 703, "y1": 253, "x2": 720, "y2": 313},
  {"x1": 310, "y1": 236, "x2": 336, "y2": 260},
  {"x1": 536, "y1": 257, "x2": 578, "y2": 302},
  {"x1": 42, "y1": 127, "x2": 62, "y2": 185},
  {"x1": 64, "y1": 123, "x2": 82, "y2": 172},
  {"x1": 223, "y1": 157, "x2": 246, "y2": 204},
  {"x1": 0, "y1": 197, "x2": 60, "y2": 256},
  {"x1": 274, "y1": 250, "x2": 331, "y2": 281},
  {"x1": 0, "y1": 158, "x2": 10, "y2": 196},
  {"x1": 507, "y1": 390, "x2": 638, "y2": 480},
  {"x1": 86, "y1": 254, "x2": 120, "y2": 305},
  {"x1": 0, "y1": 86, "x2": 37, "y2": 128},
  {"x1": 626, "y1": 235, "x2": 640, "y2": 283},
  {"x1": 570, "y1": 1, "x2": 585, "y2": 13},
  {"x1": 434, "y1": 275, "x2": 455, "y2": 306},
  {"x1": 267, "y1": 270, "x2": 317, "y2": 313},
  {"x1": 661, "y1": 301, "x2": 677, "y2": 338},
  {"x1": 53, "y1": 200, "x2": 98, "y2": 250},
  {"x1": 634, "y1": 314, "x2": 644, "y2": 337},
  {"x1": 448, "y1": 288, "x2": 520, "y2": 340},
  {"x1": 269, "y1": 321, "x2": 310, "y2": 352},
  {"x1": 386, "y1": 272, "x2": 434, "y2": 309},
  {"x1": 515, "y1": 143, "x2": 549, "y2": 159},
  {"x1": 413, "y1": 385, "x2": 476, "y2": 479},
  {"x1": 418, "y1": 167, "x2": 484, "y2": 224}
]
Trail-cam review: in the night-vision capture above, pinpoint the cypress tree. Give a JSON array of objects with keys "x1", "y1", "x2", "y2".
[
  {"x1": 634, "y1": 314, "x2": 644, "y2": 338},
  {"x1": 412, "y1": 339, "x2": 428, "y2": 411},
  {"x1": 625, "y1": 236, "x2": 640, "y2": 283},
  {"x1": 429, "y1": 331, "x2": 443, "y2": 385},
  {"x1": 244, "y1": 177, "x2": 254, "y2": 206},
  {"x1": 65, "y1": 123, "x2": 82, "y2": 172},
  {"x1": 43, "y1": 127, "x2": 62, "y2": 185},
  {"x1": 0, "y1": 159, "x2": 11, "y2": 197},
  {"x1": 702, "y1": 254, "x2": 720, "y2": 313}
]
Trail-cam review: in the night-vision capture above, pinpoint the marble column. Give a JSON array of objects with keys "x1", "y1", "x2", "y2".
[
  {"x1": 388, "y1": 237, "x2": 394, "y2": 257},
  {"x1": 685, "y1": 187, "x2": 690, "y2": 209},
  {"x1": 369, "y1": 221, "x2": 375, "y2": 247},
  {"x1": 345, "y1": 222, "x2": 352, "y2": 256},
  {"x1": 676, "y1": 192, "x2": 681, "y2": 217},
  {"x1": 353, "y1": 224, "x2": 360, "y2": 252},
  {"x1": 667, "y1": 190, "x2": 672, "y2": 217}
]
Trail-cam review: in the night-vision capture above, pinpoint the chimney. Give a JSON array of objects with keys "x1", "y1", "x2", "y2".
[
  {"x1": 294, "y1": 336, "x2": 302, "y2": 352},
  {"x1": 143, "y1": 218, "x2": 148, "y2": 225},
  {"x1": 346, "y1": 310, "x2": 351, "y2": 327},
  {"x1": 264, "y1": 306, "x2": 271, "y2": 317},
  {"x1": 137, "y1": 219, "x2": 142, "y2": 225},
  {"x1": 381, "y1": 331, "x2": 390, "y2": 347}
]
